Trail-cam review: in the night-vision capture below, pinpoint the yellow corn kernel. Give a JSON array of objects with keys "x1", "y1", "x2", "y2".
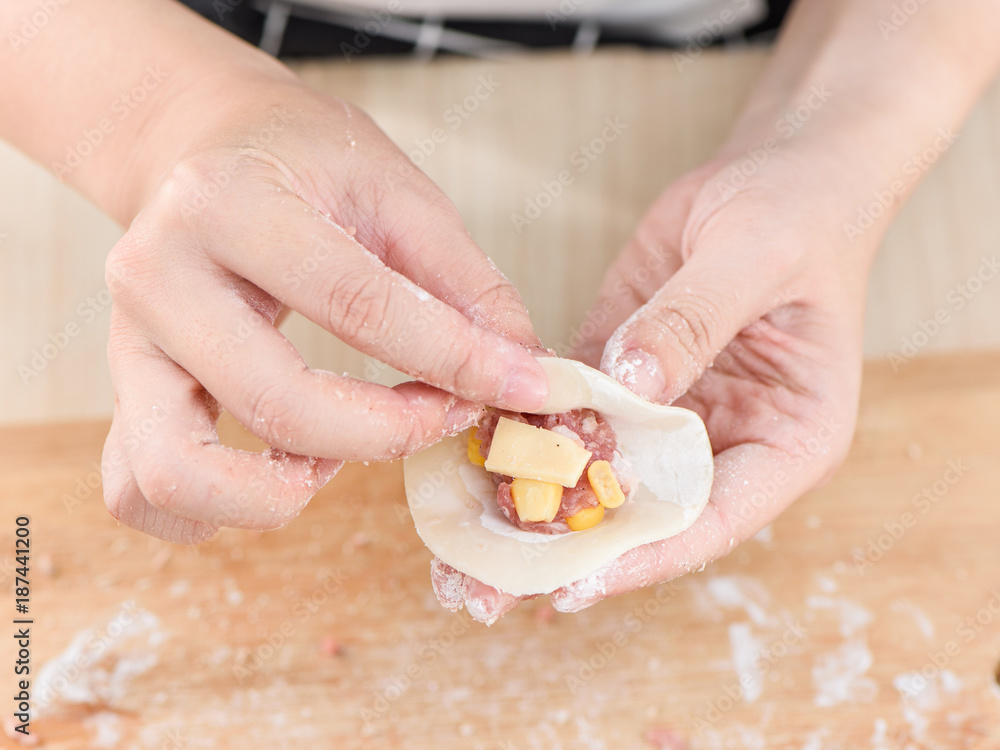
[
  {"x1": 587, "y1": 460, "x2": 625, "y2": 509},
  {"x1": 467, "y1": 429, "x2": 486, "y2": 467},
  {"x1": 566, "y1": 503, "x2": 605, "y2": 531},
  {"x1": 510, "y1": 478, "x2": 563, "y2": 523}
]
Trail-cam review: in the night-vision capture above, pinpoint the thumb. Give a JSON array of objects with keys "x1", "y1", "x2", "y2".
[{"x1": 601, "y1": 252, "x2": 778, "y2": 403}]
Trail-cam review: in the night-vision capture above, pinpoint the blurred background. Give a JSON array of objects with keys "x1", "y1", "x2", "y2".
[{"x1": 4, "y1": 0, "x2": 1000, "y2": 426}]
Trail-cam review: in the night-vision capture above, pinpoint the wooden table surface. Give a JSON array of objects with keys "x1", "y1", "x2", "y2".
[{"x1": 1, "y1": 350, "x2": 999, "y2": 749}]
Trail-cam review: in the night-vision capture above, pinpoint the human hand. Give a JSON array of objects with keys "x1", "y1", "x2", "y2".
[
  {"x1": 548, "y1": 150, "x2": 868, "y2": 610},
  {"x1": 435, "y1": 0, "x2": 1000, "y2": 621},
  {"x1": 438, "y1": 145, "x2": 871, "y2": 622},
  {"x1": 102, "y1": 75, "x2": 548, "y2": 544}
]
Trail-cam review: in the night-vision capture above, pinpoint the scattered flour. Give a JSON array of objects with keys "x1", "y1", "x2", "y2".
[
  {"x1": 82, "y1": 711, "x2": 123, "y2": 748},
  {"x1": 893, "y1": 669, "x2": 964, "y2": 743},
  {"x1": 870, "y1": 717, "x2": 890, "y2": 750},
  {"x1": 889, "y1": 599, "x2": 935, "y2": 640},
  {"x1": 806, "y1": 596, "x2": 872, "y2": 638},
  {"x1": 727, "y1": 623, "x2": 765, "y2": 703},
  {"x1": 811, "y1": 637, "x2": 877, "y2": 707},
  {"x1": 698, "y1": 724, "x2": 765, "y2": 750},
  {"x1": 168, "y1": 580, "x2": 190, "y2": 598},
  {"x1": 800, "y1": 727, "x2": 829, "y2": 750},
  {"x1": 814, "y1": 574, "x2": 838, "y2": 594},
  {"x1": 702, "y1": 576, "x2": 776, "y2": 628},
  {"x1": 751, "y1": 525, "x2": 773, "y2": 545},
  {"x1": 224, "y1": 578, "x2": 245, "y2": 606},
  {"x1": 695, "y1": 576, "x2": 800, "y2": 706},
  {"x1": 807, "y1": 596, "x2": 878, "y2": 706},
  {"x1": 33, "y1": 604, "x2": 163, "y2": 716}
]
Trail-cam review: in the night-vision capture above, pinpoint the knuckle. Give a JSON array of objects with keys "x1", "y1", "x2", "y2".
[
  {"x1": 133, "y1": 451, "x2": 189, "y2": 514},
  {"x1": 443, "y1": 334, "x2": 481, "y2": 396},
  {"x1": 324, "y1": 269, "x2": 393, "y2": 343},
  {"x1": 156, "y1": 156, "x2": 215, "y2": 205},
  {"x1": 375, "y1": 389, "x2": 446, "y2": 461},
  {"x1": 654, "y1": 298, "x2": 723, "y2": 365},
  {"x1": 148, "y1": 157, "x2": 220, "y2": 231},
  {"x1": 247, "y1": 383, "x2": 311, "y2": 451},
  {"x1": 697, "y1": 193, "x2": 808, "y2": 275},
  {"x1": 378, "y1": 407, "x2": 426, "y2": 461},
  {"x1": 414, "y1": 325, "x2": 479, "y2": 393},
  {"x1": 104, "y1": 232, "x2": 155, "y2": 310},
  {"x1": 613, "y1": 265, "x2": 654, "y2": 312},
  {"x1": 144, "y1": 151, "x2": 252, "y2": 242},
  {"x1": 465, "y1": 280, "x2": 532, "y2": 340},
  {"x1": 102, "y1": 476, "x2": 139, "y2": 527}
]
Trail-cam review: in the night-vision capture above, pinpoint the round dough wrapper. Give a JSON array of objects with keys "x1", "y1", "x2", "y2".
[{"x1": 403, "y1": 358, "x2": 714, "y2": 596}]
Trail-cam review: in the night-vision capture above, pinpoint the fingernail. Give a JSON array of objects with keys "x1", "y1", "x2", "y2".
[
  {"x1": 610, "y1": 349, "x2": 666, "y2": 402},
  {"x1": 315, "y1": 458, "x2": 345, "y2": 486},
  {"x1": 500, "y1": 364, "x2": 549, "y2": 412},
  {"x1": 445, "y1": 401, "x2": 483, "y2": 435}
]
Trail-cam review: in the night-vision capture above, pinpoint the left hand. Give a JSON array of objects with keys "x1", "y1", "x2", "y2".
[
  {"x1": 426, "y1": 0, "x2": 1000, "y2": 624},
  {"x1": 435, "y1": 146, "x2": 871, "y2": 623}
]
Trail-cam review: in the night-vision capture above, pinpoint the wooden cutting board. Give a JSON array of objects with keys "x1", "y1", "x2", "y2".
[{"x1": 1, "y1": 351, "x2": 1000, "y2": 749}]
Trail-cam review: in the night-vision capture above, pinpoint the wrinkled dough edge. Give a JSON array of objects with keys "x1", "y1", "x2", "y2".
[{"x1": 403, "y1": 358, "x2": 714, "y2": 596}]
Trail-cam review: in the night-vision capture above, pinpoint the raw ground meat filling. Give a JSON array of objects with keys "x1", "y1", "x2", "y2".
[{"x1": 474, "y1": 408, "x2": 630, "y2": 534}]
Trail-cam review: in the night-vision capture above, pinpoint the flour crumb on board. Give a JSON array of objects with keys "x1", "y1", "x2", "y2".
[
  {"x1": 572, "y1": 715, "x2": 608, "y2": 749},
  {"x1": 224, "y1": 577, "x2": 244, "y2": 606},
  {"x1": 33, "y1": 603, "x2": 164, "y2": 716},
  {"x1": 698, "y1": 575, "x2": 776, "y2": 627},
  {"x1": 807, "y1": 596, "x2": 877, "y2": 706},
  {"x1": 889, "y1": 599, "x2": 935, "y2": 640},
  {"x1": 692, "y1": 576, "x2": 804, "y2": 706},
  {"x1": 751, "y1": 525, "x2": 773, "y2": 545},
  {"x1": 83, "y1": 711, "x2": 123, "y2": 749},
  {"x1": 870, "y1": 718, "x2": 890, "y2": 750},
  {"x1": 806, "y1": 596, "x2": 872, "y2": 638},
  {"x1": 698, "y1": 724, "x2": 765, "y2": 750},
  {"x1": 814, "y1": 574, "x2": 837, "y2": 594},
  {"x1": 168, "y1": 579, "x2": 191, "y2": 598},
  {"x1": 728, "y1": 623, "x2": 765, "y2": 704},
  {"x1": 893, "y1": 669, "x2": 963, "y2": 742},
  {"x1": 799, "y1": 727, "x2": 829, "y2": 750},
  {"x1": 811, "y1": 637, "x2": 877, "y2": 707}
]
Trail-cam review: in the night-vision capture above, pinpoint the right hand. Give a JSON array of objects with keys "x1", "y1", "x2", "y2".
[
  {"x1": 102, "y1": 77, "x2": 548, "y2": 544},
  {"x1": 432, "y1": 144, "x2": 875, "y2": 623}
]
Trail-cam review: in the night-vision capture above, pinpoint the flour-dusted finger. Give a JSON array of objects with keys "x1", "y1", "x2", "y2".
[
  {"x1": 106, "y1": 241, "x2": 485, "y2": 461},
  {"x1": 158, "y1": 172, "x2": 549, "y2": 412},
  {"x1": 107, "y1": 318, "x2": 342, "y2": 530},
  {"x1": 102, "y1": 410, "x2": 219, "y2": 544}
]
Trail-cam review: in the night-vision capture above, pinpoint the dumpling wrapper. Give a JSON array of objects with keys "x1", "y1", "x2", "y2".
[{"x1": 403, "y1": 358, "x2": 714, "y2": 596}]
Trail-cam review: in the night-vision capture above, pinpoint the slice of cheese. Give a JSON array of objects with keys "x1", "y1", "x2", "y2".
[{"x1": 484, "y1": 417, "x2": 592, "y2": 487}]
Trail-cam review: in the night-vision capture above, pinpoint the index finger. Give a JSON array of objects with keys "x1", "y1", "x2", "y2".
[{"x1": 186, "y1": 175, "x2": 549, "y2": 412}]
